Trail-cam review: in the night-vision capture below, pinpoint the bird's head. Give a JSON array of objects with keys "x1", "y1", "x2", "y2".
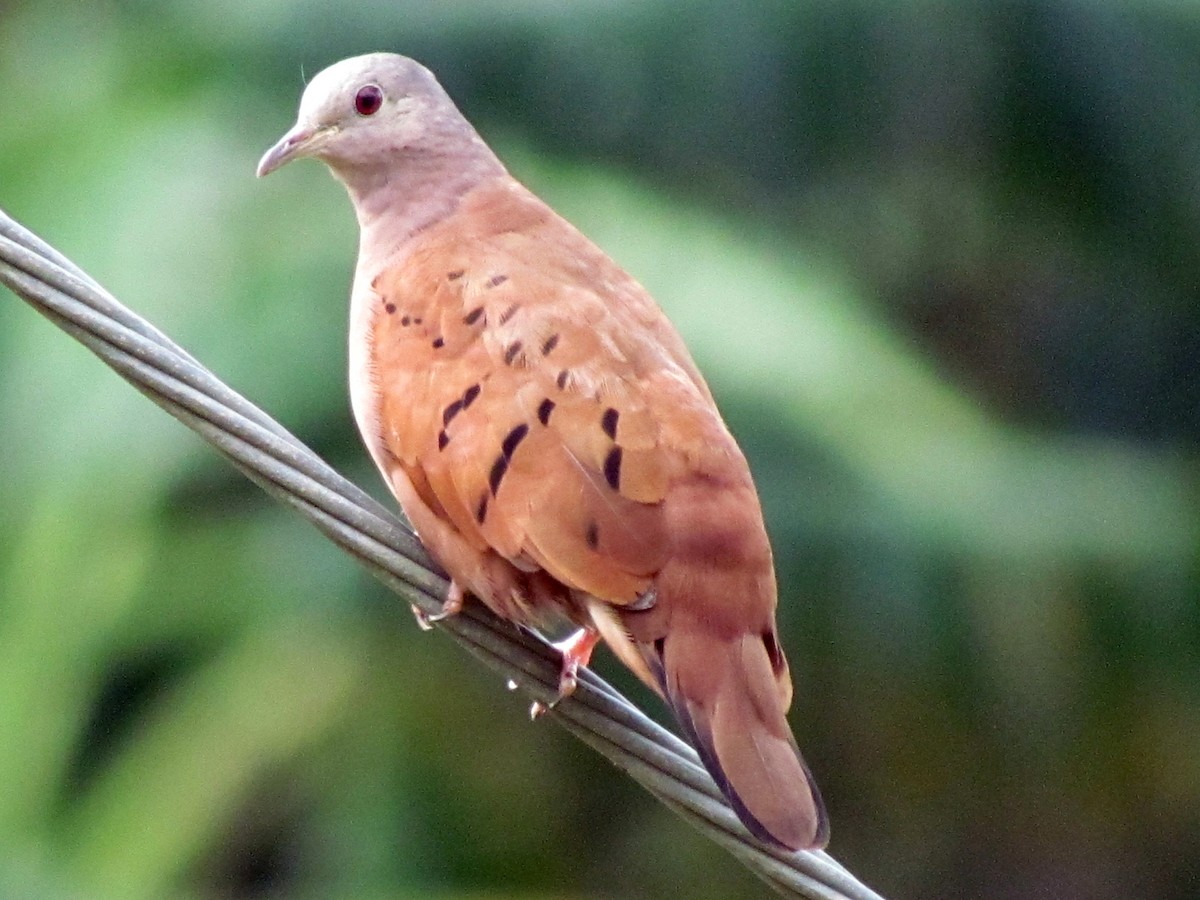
[{"x1": 256, "y1": 53, "x2": 454, "y2": 179}]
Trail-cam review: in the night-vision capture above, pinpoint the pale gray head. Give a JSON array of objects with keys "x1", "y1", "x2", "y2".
[{"x1": 256, "y1": 53, "x2": 496, "y2": 182}]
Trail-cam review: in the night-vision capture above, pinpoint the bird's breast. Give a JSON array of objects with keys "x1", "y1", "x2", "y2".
[{"x1": 348, "y1": 274, "x2": 390, "y2": 478}]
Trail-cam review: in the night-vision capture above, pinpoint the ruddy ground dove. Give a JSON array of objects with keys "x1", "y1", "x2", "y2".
[{"x1": 257, "y1": 52, "x2": 828, "y2": 851}]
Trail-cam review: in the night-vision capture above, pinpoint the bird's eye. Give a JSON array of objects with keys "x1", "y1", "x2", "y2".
[{"x1": 354, "y1": 84, "x2": 383, "y2": 116}]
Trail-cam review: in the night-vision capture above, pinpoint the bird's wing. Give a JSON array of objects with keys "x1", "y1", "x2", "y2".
[{"x1": 365, "y1": 179, "x2": 713, "y2": 605}]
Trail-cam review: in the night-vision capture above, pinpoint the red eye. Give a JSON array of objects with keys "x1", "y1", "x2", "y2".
[{"x1": 354, "y1": 84, "x2": 383, "y2": 116}]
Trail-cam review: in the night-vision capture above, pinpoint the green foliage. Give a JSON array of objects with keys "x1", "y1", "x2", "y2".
[{"x1": 1, "y1": 1, "x2": 1197, "y2": 898}]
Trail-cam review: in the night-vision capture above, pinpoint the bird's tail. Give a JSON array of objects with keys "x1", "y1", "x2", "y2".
[{"x1": 647, "y1": 621, "x2": 829, "y2": 851}]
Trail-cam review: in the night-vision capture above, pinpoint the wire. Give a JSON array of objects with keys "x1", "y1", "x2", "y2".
[{"x1": 0, "y1": 209, "x2": 886, "y2": 900}]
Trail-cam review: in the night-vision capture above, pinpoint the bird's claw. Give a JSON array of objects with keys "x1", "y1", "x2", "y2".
[
  {"x1": 528, "y1": 627, "x2": 601, "y2": 720},
  {"x1": 527, "y1": 667, "x2": 576, "y2": 720},
  {"x1": 410, "y1": 581, "x2": 465, "y2": 631}
]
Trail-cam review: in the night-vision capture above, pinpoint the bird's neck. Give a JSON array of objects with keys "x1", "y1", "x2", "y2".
[{"x1": 337, "y1": 135, "x2": 507, "y2": 270}]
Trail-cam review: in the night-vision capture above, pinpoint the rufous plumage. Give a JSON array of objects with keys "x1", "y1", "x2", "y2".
[{"x1": 258, "y1": 52, "x2": 828, "y2": 851}]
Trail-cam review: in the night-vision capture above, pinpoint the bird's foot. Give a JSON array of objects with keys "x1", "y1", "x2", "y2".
[
  {"x1": 530, "y1": 626, "x2": 602, "y2": 719},
  {"x1": 411, "y1": 581, "x2": 465, "y2": 632}
]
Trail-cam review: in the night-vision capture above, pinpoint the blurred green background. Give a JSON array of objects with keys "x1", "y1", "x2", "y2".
[{"x1": 2, "y1": 1, "x2": 1198, "y2": 897}]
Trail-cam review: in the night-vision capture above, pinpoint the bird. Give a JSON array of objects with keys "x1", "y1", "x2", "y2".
[{"x1": 257, "y1": 52, "x2": 828, "y2": 852}]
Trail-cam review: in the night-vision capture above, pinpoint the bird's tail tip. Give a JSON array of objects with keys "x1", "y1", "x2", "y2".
[{"x1": 655, "y1": 628, "x2": 829, "y2": 852}]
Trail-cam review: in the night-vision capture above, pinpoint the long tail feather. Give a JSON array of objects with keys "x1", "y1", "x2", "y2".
[{"x1": 653, "y1": 627, "x2": 829, "y2": 851}]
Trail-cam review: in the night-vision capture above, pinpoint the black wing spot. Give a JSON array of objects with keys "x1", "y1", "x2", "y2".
[
  {"x1": 400, "y1": 316, "x2": 411, "y2": 326},
  {"x1": 503, "y1": 341, "x2": 523, "y2": 365},
  {"x1": 499, "y1": 304, "x2": 519, "y2": 324},
  {"x1": 438, "y1": 430, "x2": 450, "y2": 450},
  {"x1": 601, "y1": 407, "x2": 619, "y2": 439},
  {"x1": 488, "y1": 423, "x2": 529, "y2": 496},
  {"x1": 432, "y1": 337, "x2": 445, "y2": 349},
  {"x1": 462, "y1": 383, "x2": 481, "y2": 408},
  {"x1": 541, "y1": 333, "x2": 560, "y2": 356},
  {"x1": 442, "y1": 399, "x2": 464, "y2": 426},
  {"x1": 463, "y1": 306, "x2": 484, "y2": 325},
  {"x1": 603, "y1": 446, "x2": 622, "y2": 491},
  {"x1": 585, "y1": 521, "x2": 599, "y2": 549},
  {"x1": 537, "y1": 398, "x2": 555, "y2": 425},
  {"x1": 488, "y1": 455, "x2": 509, "y2": 495},
  {"x1": 476, "y1": 493, "x2": 489, "y2": 524},
  {"x1": 384, "y1": 302, "x2": 397, "y2": 315},
  {"x1": 556, "y1": 370, "x2": 569, "y2": 390},
  {"x1": 448, "y1": 269, "x2": 464, "y2": 281},
  {"x1": 502, "y1": 423, "x2": 529, "y2": 458},
  {"x1": 487, "y1": 274, "x2": 509, "y2": 288},
  {"x1": 414, "y1": 317, "x2": 423, "y2": 325}
]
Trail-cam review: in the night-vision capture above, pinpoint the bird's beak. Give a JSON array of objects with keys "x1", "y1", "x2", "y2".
[{"x1": 256, "y1": 123, "x2": 333, "y2": 177}]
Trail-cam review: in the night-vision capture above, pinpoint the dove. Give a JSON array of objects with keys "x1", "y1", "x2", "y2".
[{"x1": 257, "y1": 52, "x2": 828, "y2": 851}]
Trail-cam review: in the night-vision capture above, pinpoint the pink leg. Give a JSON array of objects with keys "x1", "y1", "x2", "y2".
[
  {"x1": 410, "y1": 580, "x2": 465, "y2": 632},
  {"x1": 530, "y1": 626, "x2": 602, "y2": 718},
  {"x1": 552, "y1": 627, "x2": 602, "y2": 696}
]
